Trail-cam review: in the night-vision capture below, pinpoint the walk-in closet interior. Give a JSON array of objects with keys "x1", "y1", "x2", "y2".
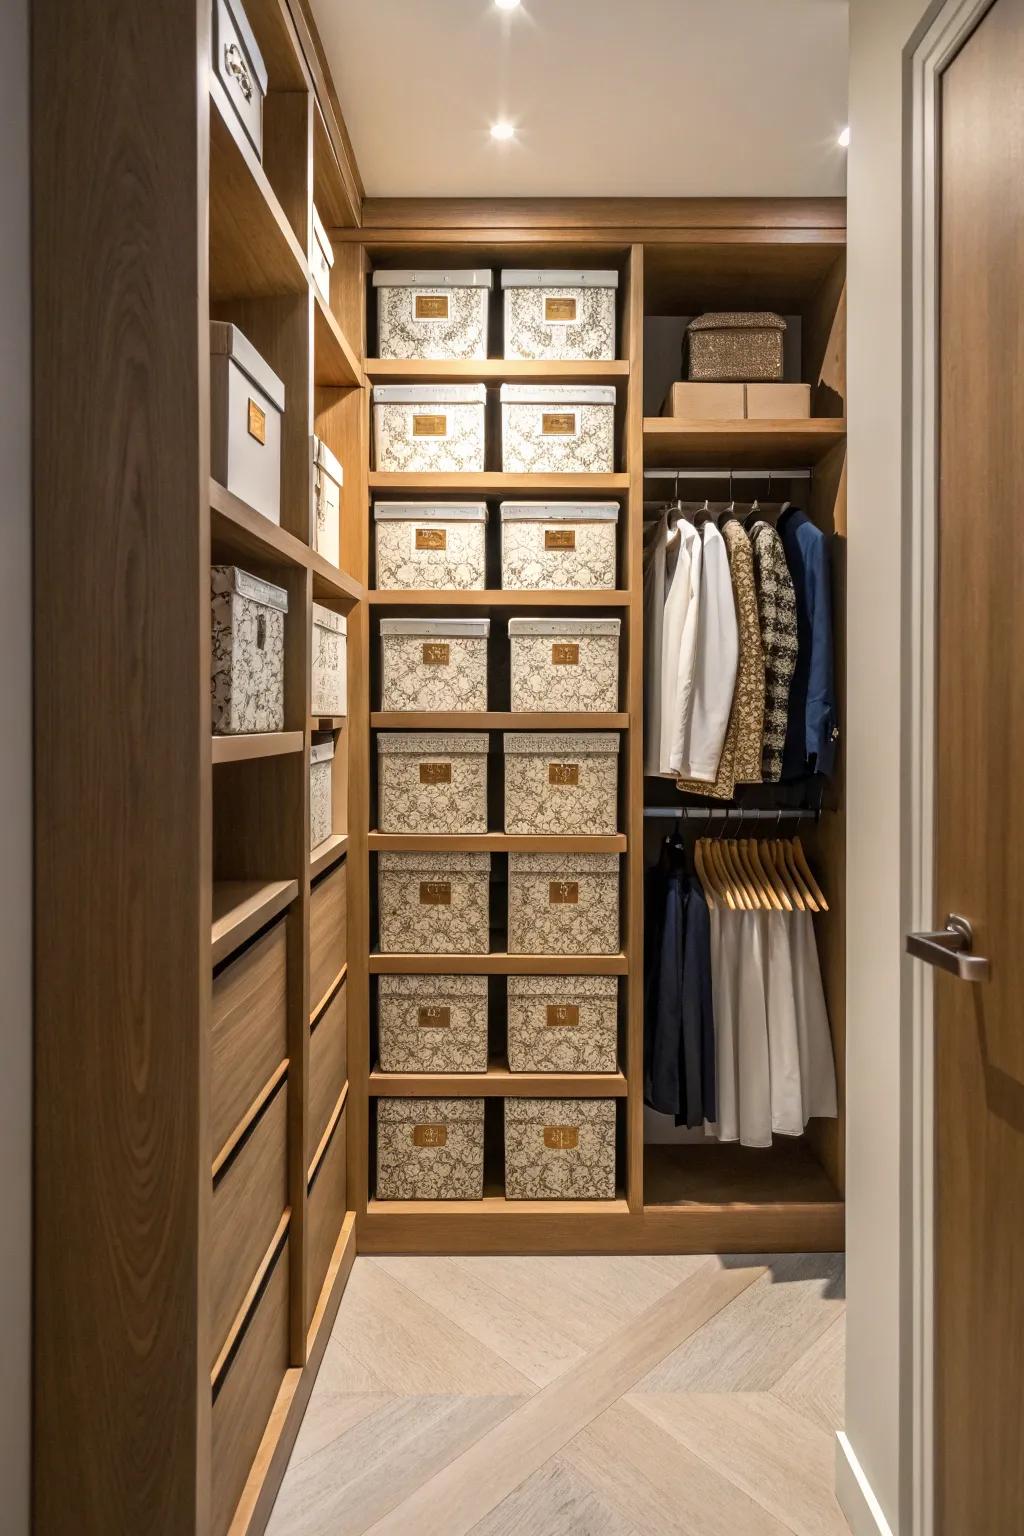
[{"x1": 33, "y1": 2, "x2": 847, "y2": 1529}]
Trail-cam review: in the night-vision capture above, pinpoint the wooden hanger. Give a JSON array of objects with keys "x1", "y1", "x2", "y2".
[
  {"x1": 781, "y1": 837, "x2": 818, "y2": 913},
  {"x1": 765, "y1": 837, "x2": 800, "y2": 911},
  {"x1": 710, "y1": 834, "x2": 740, "y2": 910},
  {"x1": 792, "y1": 835, "x2": 829, "y2": 912},
  {"x1": 736, "y1": 836, "x2": 772, "y2": 910},
  {"x1": 746, "y1": 836, "x2": 787, "y2": 911},
  {"x1": 723, "y1": 836, "x2": 756, "y2": 910},
  {"x1": 693, "y1": 837, "x2": 718, "y2": 910}
]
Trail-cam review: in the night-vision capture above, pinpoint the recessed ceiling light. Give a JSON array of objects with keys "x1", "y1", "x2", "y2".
[
  {"x1": 838, "y1": 125, "x2": 850, "y2": 147},
  {"x1": 490, "y1": 120, "x2": 515, "y2": 141},
  {"x1": 495, "y1": 0, "x2": 521, "y2": 9}
]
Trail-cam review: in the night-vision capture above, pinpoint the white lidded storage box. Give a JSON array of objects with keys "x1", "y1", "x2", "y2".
[
  {"x1": 310, "y1": 203, "x2": 334, "y2": 308},
  {"x1": 507, "y1": 975, "x2": 619, "y2": 1074},
  {"x1": 377, "y1": 1097, "x2": 485, "y2": 1201},
  {"x1": 378, "y1": 852, "x2": 491, "y2": 955},
  {"x1": 210, "y1": 322, "x2": 285, "y2": 525},
  {"x1": 374, "y1": 269, "x2": 492, "y2": 361},
  {"x1": 504, "y1": 732, "x2": 619, "y2": 836},
  {"x1": 373, "y1": 384, "x2": 487, "y2": 473},
  {"x1": 311, "y1": 603, "x2": 347, "y2": 717},
  {"x1": 500, "y1": 501, "x2": 618, "y2": 590},
  {"x1": 377, "y1": 733, "x2": 488, "y2": 835},
  {"x1": 504, "y1": 1097, "x2": 616, "y2": 1200},
  {"x1": 211, "y1": 565, "x2": 288, "y2": 735},
  {"x1": 500, "y1": 384, "x2": 616, "y2": 474},
  {"x1": 507, "y1": 852, "x2": 620, "y2": 956},
  {"x1": 374, "y1": 502, "x2": 487, "y2": 592},
  {"x1": 509, "y1": 618, "x2": 620, "y2": 713},
  {"x1": 309, "y1": 737, "x2": 334, "y2": 851},
  {"x1": 502, "y1": 269, "x2": 619, "y2": 362},
  {"x1": 212, "y1": 0, "x2": 268, "y2": 159},
  {"x1": 312, "y1": 435, "x2": 343, "y2": 569},
  {"x1": 380, "y1": 618, "x2": 489, "y2": 713},
  {"x1": 378, "y1": 974, "x2": 489, "y2": 1074}
]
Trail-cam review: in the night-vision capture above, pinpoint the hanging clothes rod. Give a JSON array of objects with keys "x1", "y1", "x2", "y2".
[
  {"x1": 643, "y1": 467, "x2": 812, "y2": 481},
  {"x1": 643, "y1": 806, "x2": 814, "y2": 820}
]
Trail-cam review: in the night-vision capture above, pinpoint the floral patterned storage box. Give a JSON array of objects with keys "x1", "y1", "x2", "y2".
[
  {"x1": 507, "y1": 853, "x2": 620, "y2": 956},
  {"x1": 309, "y1": 737, "x2": 333, "y2": 851},
  {"x1": 374, "y1": 270, "x2": 492, "y2": 361},
  {"x1": 312, "y1": 603, "x2": 346, "y2": 717},
  {"x1": 374, "y1": 502, "x2": 487, "y2": 591},
  {"x1": 507, "y1": 975, "x2": 618, "y2": 1074},
  {"x1": 502, "y1": 269, "x2": 618, "y2": 362},
  {"x1": 504, "y1": 1097, "x2": 617, "y2": 1200},
  {"x1": 500, "y1": 385, "x2": 616, "y2": 474},
  {"x1": 211, "y1": 565, "x2": 287, "y2": 734},
  {"x1": 508, "y1": 618, "x2": 620, "y2": 713},
  {"x1": 373, "y1": 384, "x2": 487, "y2": 473},
  {"x1": 377, "y1": 1096, "x2": 485, "y2": 1200},
  {"x1": 378, "y1": 852, "x2": 491, "y2": 954},
  {"x1": 379, "y1": 618, "x2": 489, "y2": 713},
  {"x1": 378, "y1": 974, "x2": 489, "y2": 1074},
  {"x1": 504, "y1": 732, "x2": 619, "y2": 836},
  {"x1": 500, "y1": 501, "x2": 618, "y2": 591},
  {"x1": 377, "y1": 732, "x2": 488, "y2": 835},
  {"x1": 312, "y1": 435, "x2": 342, "y2": 569}
]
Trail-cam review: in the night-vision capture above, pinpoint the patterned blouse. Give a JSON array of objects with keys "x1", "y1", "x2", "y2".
[{"x1": 749, "y1": 520, "x2": 798, "y2": 782}]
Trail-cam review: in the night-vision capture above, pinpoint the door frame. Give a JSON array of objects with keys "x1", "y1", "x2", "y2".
[{"x1": 905, "y1": 4, "x2": 997, "y2": 1532}]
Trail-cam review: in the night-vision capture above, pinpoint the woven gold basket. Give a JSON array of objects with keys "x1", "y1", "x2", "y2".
[{"x1": 686, "y1": 312, "x2": 786, "y2": 382}]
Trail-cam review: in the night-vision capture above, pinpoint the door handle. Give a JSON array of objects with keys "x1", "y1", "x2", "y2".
[{"x1": 906, "y1": 913, "x2": 991, "y2": 982}]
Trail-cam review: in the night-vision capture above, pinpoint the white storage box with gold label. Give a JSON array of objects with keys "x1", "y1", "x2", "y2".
[
  {"x1": 377, "y1": 733, "x2": 488, "y2": 835},
  {"x1": 374, "y1": 502, "x2": 487, "y2": 591},
  {"x1": 509, "y1": 618, "x2": 620, "y2": 713},
  {"x1": 377, "y1": 1097, "x2": 485, "y2": 1200},
  {"x1": 378, "y1": 975, "x2": 489, "y2": 1074},
  {"x1": 312, "y1": 436, "x2": 343, "y2": 568},
  {"x1": 210, "y1": 322, "x2": 285, "y2": 525},
  {"x1": 500, "y1": 501, "x2": 618, "y2": 591},
  {"x1": 507, "y1": 975, "x2": 618, "y2": 1074},
  {"x1": 504, "y1": 1097, "x2": 616, "y2": 1199},
  {"x1": 373, "y1": 384, "x2": 487, "y2": 473},
  {"x1": 211, "y1": 566, "x2": 287, "y2": 734},
  {"x1": 212, "y1": 0, "x2": 267, "y2": 159},
  {"x1": 378, "y1": 852, "x2": 491, "y2": 955},
  {"x1": 373, "y1": 269, "x2": 492, "y2": 361},
  {"x1": 380, "y1": 618, "x2": 489, "y2": 713},
  {"x1": 502, "y1": 270, "x2": 618, "y2": 362},
  {"x1": 500, "y1": 384, "x2": 615, "y2": 474},
  {"x1": 507, "y1": 852, "x2": 619, "y2": 956},
  {"x1": 309, "y1": 737, "x2": 334, "y2": 851},
  {"x1": 310, "y1": 203, "x2": 334, "y2": 308},
  {"x1": 311, "y1": 603, "x2": 347, "y2": 717},
  {"x1": 504, "y1": 732, "x2": 619, "y2": 836}
]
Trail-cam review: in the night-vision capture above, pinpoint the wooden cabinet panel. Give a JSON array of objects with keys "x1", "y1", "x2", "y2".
[
  {"x1": 310, "y1": 858, "x2": 347, "y2": 1011},
  {"x1": 308, "y1": 982, "x2": 348, "y2": 1169},
  {"x1": 211, "y1": 918, "x2": 288, "y2": 1160},
  {"x1": 306, "y1": 1105, "x2": 347, "y2": 1325}
]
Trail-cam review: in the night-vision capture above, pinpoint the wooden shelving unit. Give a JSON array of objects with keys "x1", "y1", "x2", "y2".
[
  {"x1": 369, "y1": 1065, "x2": 628, "y2": 1097},
  {"x1": 368, "y1": 471, "x2": 631, "y2": 494},
  {"x1": 368, "y1": 588, "x2": 630, "y2": 610},
  {"x1": 371, "y1": 710, "x2": 630, "y2": 730},
  {"x1": 211, "y1": 731, "x2": 304, "y2": 764},
  {"x1": 642, "y1": 416, "x2": 847, "y2": 468},
  {"x1": 211, "y1": 878, "x2": 299, "y2": 966},
  {"x1": 309, "y1": 832, "x2": 348, "y2": 878},
  {"x1": 366, "y1": 357, "x2": 630, "y2": 385},
  {"x1": 367, "y1": 832, "x2": 627, "y2": 853},
  {"x1": 369, "y1": 952, "x2": 630, "y2": 976}
]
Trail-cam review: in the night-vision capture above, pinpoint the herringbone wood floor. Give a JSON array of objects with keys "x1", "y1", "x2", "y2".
[{"x1": 268, "y1": 1252, "x2": 848, "y2": 1536}]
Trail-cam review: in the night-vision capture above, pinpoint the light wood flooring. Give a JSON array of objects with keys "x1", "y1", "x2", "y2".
[{"x1": 268, "y1": 1252, "x2": 848, "y2": 1536}]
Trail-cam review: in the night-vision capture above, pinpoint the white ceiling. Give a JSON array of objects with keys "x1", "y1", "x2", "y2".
[{"x1": 312, "y1": 0, "x2": 849, "y2": 199}]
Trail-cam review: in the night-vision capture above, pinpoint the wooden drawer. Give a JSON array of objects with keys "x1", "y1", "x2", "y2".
[
  {"x1": 211, "y1": 1234, "x2": 290, "y2": 1536},
  {"x1": 211, "y1": 917, "x2": 288, "y2": 1161},
  {"x1": 306, "y1": 1104, "x2": 347, "y2": 1326},
  {"x1": 310, "y1": 858, "x2": 346, "y2": 1012},
  {"x1": 210, "y1": 1080, "x2": 288, "y2": 1366},
  {"x1": 308, "y1": 982, "x2": 347, "y2": 1169}
]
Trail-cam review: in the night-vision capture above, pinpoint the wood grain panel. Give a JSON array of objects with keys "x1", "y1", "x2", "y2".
[
  {"x1": 623, "y1": 244, "x2": 645, "y2": 1215},
  {"x1": 306, "y1": 1103, "x2": 348, "y2": 1324},
  {"x1": 310, "y1": 859, "x2": 347, "y2": 1011},
  {"x1": 212, "y1": 917, "x2": 289, "y2": 1156},
  {"x1": 308, "y1": 980, "x2": 348, "y2": 1165},
  {"x1": 360, "y1": 197, "x2": 846, "y2": 231}
]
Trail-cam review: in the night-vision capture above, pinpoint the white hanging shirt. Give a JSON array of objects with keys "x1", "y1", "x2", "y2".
[
  {"x1": 661, "y1": 519, "x2": 702, "y2": 775},
  {"x1": 643, "y1": 516, "x2": 669, "y2": 777},
  {"x1": 675, "y1": 521, "x2": 740, "y2": 782}
]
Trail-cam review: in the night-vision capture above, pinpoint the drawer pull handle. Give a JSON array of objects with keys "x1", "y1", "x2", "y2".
[{"x1": 224, "y1": 42, "x2": 254, "y2": 102}]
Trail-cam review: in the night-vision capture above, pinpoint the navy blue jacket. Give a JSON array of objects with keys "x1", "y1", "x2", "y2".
[{"x1": 778, "y1": 506, "x2": 838, "y2": 779}]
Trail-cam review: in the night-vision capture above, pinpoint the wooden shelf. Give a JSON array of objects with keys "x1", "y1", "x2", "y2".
[
  {"x1": 310, "y1": 832, "x2": 348, "y2": 879},
  {"x1": 369, "y1": 589, "x2": 630, "y2": 610},
  {"x1": 310, "y1": 716, "x2": 347, "y2": 732},
  {"x1": 209, "y1": 77, "x2": 309, "y2": 300},
  {"x1": 370, "y1": 1063, "x2": 627, "y2": 1097},
  {"x1": 211, "y1": 731, "x2": 304, "y2": 764},
  {"x1": 313, "y1": 290, "x2": 364, "y2": 388},
  {"x1": 643, "y1": 1138, "x2": 842, "y2": 1211},
  {"x1": 310, "y1": 964, "x2": 347, "y2": 1024},
  {"x1": 370, "y1": 952, "x2": 629, "y2": 976},
  {"x1": 308, "y1": 1083, "x2": 348, "y2": 1186},
  {"x1": 366, "y1": 358, "x2": 630, "y2": 386},
  {"x1": 367, "y1": 1195, "x2": 631, "y2": 1218},
  {"x1": 211, "y1": 878, "x2": 299, "y2": 967},
  {"x1": 310, "y1": 551, "x2": 364, "y2": 606},
  {"x1": 371, "y1": 711, "x2": 629, "y2": 731},
  {"x1": 212, "y1": 1058, "x2": 288, "y2": 1181},
  {"x1": 369, "y1": 832, "x2": 626, "y2": 853},
  {"x1": 210, "y1": 1209, "x2": 290, "y2": 1388},
  {"x1": 369, "y1": 471, "x2": 630, "y2": 494},
  {"x1": 210, "y1": 480, "x2": 365, "y2": 607},
  {"x1": 642, "y1": 417, "x2": 847, "y2": 469}
]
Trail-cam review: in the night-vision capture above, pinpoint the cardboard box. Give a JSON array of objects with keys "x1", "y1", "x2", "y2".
[
  {"x1": 661, "y1": 381, "x2": 745, "y2": 419},
  {"x1": 744, "y1": 383, "x2": 811, "y2": 419}
]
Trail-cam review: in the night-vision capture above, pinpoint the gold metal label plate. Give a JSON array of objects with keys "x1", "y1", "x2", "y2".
[
  {"x1": 247, "y1": 398, "x2": 266, "y2": 444},
  {"x1": 416, "y1": 527, "x2": 447, "y2": 550},
  {"x1": 548, "y1": 762, "x2": 580, "y2": 786},
  {"x1": 422, "y1": 642, "x2": 450, "y2": 665},
  {"x1": 546, "y1": 1004, "x2": 579, "y2": 1028},
  {"x1": 551, "y1": 642, "x2": 579, "y2": 666},
  {"x1": 419, "y1": 880, "x2": 451, "y2": 905},
  {"x1": 415, "y1": 294, "x2": 450, "y2": 320},
  {"x1": 413, "y1": 413, "x2": 447, "y2": 437},
  {"x1": 545, "y1": 296, "x2": 578, "y2": 323},
  {"x1": 549, "y1": 880, "x2": 579, "y2": 905},
  {"x1": 544, "y1": 1125, "x2": 579, "y2": 1150},
  {"x1": 545, "y1": 527, "x2": 576, "y2": 550},
  {"x1": 412, "y1": 1124, "x2": 448, "y2": 1147},
  {"x1": 419, "y1": 761, "x2": 452, "y2": 785},
  {"x1": 418, "y1": 1005, "x2": 451, "y2": 1028},
  {"x1": 541, "y1": 411, "x2": 576, "y2": 436}
]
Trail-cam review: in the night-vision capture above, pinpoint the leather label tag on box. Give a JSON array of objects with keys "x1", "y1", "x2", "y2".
[
  {"x1": 415, "y1": 294, "x2": 449, "y2": 320},
  {"x1": 544, "y1": 1125, "x2": 579, "y2": 1150},
  {"x1": 545, "y1": 296, "x2": 577, "y2": 323},
  {"x1": 412, "y1": 1124, "x2": 448, "y2": 1147},
  {"x1": 416, "y1": 527, "x2": 447, "y2": 550},
  {"x1": 541, "y1": 411, "x2": 577, "y2": 437},
  {"x1": 413, "y1": 413, "x2": 447, "y2": 437},
  {"x1": 552, "y1": 642, "x2": 579, "y2": 666},
  {"x1": 418, "y1": 1005, "x2": 451, "y2": 1028},
  {"x1": 419, "y1": 761, "x2": 452, "y2": 785},
  {"x1": 422, "y1": 642, "x2": 450, "y2": 665},
  {"x1": 544, "y1": 528, "x2": 576, "y2": 550},
  {"x1": 419, "y1": 880, "x2": 451, "y2": 905},
  {"x1": 548, "y1": 762, "x2": 580, "y2": 786},
  {"x1": 247, "y1": 398, "x2": 266, "y2": 444},
  {"x1": 549, "y1": 880, "x2": 579, "y2": 905},
  {"x1": 546, "y1": 1004, "x2": 579, "y2": 1028}
]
